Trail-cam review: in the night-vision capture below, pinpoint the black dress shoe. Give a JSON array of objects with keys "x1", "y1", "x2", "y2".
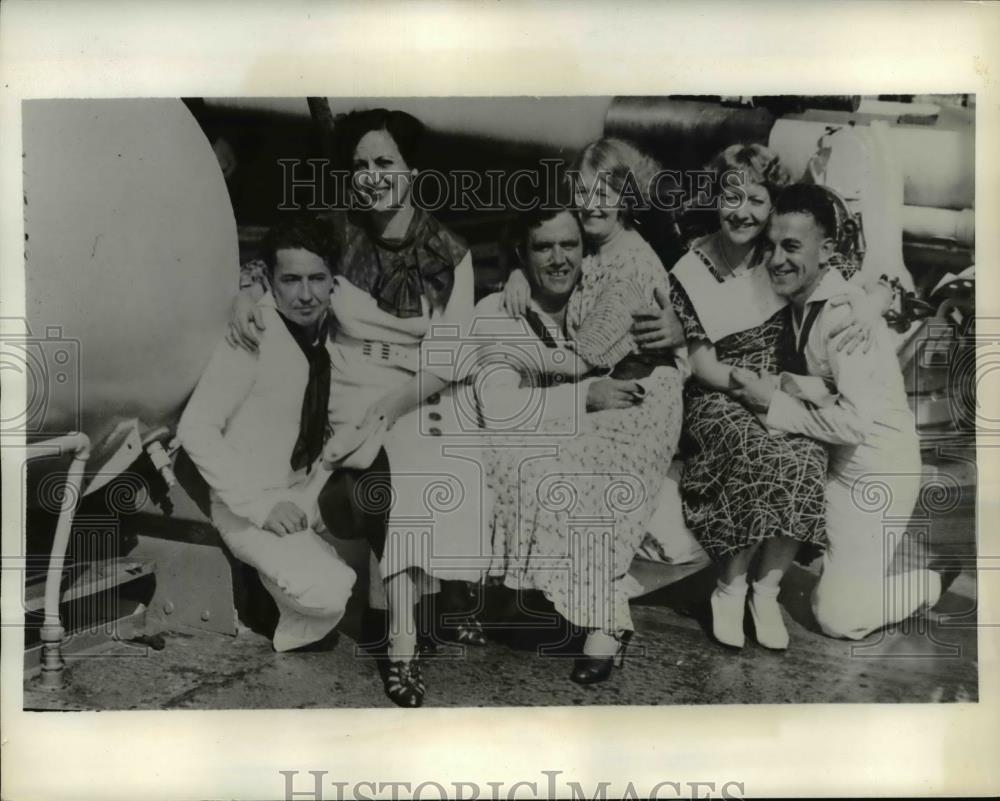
[{"x1": 569, "y1": 631, "x2": 632, "y2": 685}]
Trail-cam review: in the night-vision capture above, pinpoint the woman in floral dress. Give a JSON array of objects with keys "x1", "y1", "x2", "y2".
[{"x1": 491, "y1": 140, "x2": 686, "y2": 683}]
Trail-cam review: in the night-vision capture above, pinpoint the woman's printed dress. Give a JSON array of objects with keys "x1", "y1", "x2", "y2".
[
  {"x1": 483, "y1": 228, "x2": 685, "y2": 633},
  {"x1": 669, "y1": 233, "x2": 830, "y2": 560}
]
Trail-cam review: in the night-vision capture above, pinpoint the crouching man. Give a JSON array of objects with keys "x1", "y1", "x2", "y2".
[
  {"x1": 179, "y1": 219, "x2": 355, "y2": 651},
  {"x1": 736, "y1": 184, "x2": 942, "y2": 640}
]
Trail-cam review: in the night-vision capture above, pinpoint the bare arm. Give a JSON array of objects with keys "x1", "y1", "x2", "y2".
[
  {"x1": 688, "y1": 340, "x2": 758, "y2": 393},
  {"x1": 226, "y1": 281, "x2": 268, "y2": 353}
]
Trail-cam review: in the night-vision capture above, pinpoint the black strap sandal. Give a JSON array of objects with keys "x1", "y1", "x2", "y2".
[
  {"x1": 382, "y1": 659, "x2": 425, "y2": 708},
  {"x1": 450, "y1": 615, "x2": 488, "y2": 647}
]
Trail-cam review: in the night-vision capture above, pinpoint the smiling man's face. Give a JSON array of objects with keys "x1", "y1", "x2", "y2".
[
  {"x1": 766, "y1": 210, "x2": 834, "y2": 305},
  {"x1": 523, "y1": 210, "x2": 584, "y2": 306}
]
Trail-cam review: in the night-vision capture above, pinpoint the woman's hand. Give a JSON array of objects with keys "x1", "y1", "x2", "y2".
[
  {"x1": 500, "y1": 268, "x2": 532, "y2": 317},
  {"x1": 322, "y1": 415, "x2": 389, "y2": 469},
  {"x1": 728, "y1": 366, "x2": 759, "y2": 390},
  {"x1": 827, "y1": 289, "x2": 887, "y2": 354},
  {"x1": 586, "y1": 379, "x2": 644, "y2": 412},
  {"x1": 633, "y1": 287, "x2": 684, "y2": 351},
  {"x1": 226, "y1": 286, "x2": 267, "y2": 354},
  {"x1": 359, "y1": 392, "x2": 405, "y2": 433}
]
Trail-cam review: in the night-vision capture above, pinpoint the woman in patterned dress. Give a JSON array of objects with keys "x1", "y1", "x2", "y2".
[
  {"x1": 670, "y1": 143, "x2": 887, "y2": 650},
  {"x1": 492, "y1": 141, "x2": 686, "y2": 683}
]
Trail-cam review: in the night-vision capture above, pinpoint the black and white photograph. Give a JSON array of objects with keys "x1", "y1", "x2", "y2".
[
  {"x1": 13, "y1": 92, "x2": 980, "y2": 710},
  {"x1": 2, "y1": 3, "x2": 998, "y2": 800}
]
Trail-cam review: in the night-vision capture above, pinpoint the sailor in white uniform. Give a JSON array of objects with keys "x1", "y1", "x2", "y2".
[{"x1": 180, "y1": 219, "x2": 356, "y2": 652}]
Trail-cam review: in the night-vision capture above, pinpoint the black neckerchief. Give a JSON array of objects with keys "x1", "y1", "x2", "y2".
[
  {"x1": 522, "y1": 307, "x2": 560, "y2": 349},
  {"x1": 277, "y1": 310, "x2": 331, "y2": 472},
  {"x1": 779, "y1": 301, "x2": 826, "y2": 375}
]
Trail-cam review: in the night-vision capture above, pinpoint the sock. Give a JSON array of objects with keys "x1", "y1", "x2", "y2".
[
  {"x1": 751, "y1": 579, "x2": 781, "y2": 599},
  {"x1": 716, "y1": 574, "x2": 749, "y2": 597},
  {"x1": 711, "y1": 575, "x2": 748, "y2": 647},
  {"x1": 750, "y1": 579, "x2": 789, "y2": 649}
]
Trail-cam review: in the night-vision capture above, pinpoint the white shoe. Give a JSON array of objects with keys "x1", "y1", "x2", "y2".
[
  {"x1": 710, "y1": 585, "x2": 747, "y2": 648},
  {"x1": 749, "y1": 582, "x2": 789, "y2": 650}
]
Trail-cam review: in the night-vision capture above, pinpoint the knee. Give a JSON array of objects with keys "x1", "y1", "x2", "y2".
[{"x1": 300, "y1": 561, "x2": 357, "y2": 618}]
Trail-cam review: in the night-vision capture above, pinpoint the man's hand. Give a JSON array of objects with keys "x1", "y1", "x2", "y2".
[
  {"x1": 632, "y1": 287, "x2": 684, "y2": 351},
  {"x1": 586, "y1": 378, "x2": 644, "y2": 412},
  {"x1": 828, "y1": 290, "x2": 885, "y2": 354},
  {"x1": 500, "y1": 268, "x2": 532, "y2": 318},
  {"x1": 731, "y1": 371, "x2": 777, "y2": 413},
  {"x1": 263, "y1": 501, "x2": 308, "y2": 536},
  {"x1": 226, "y1": 287, "x2": 267, "y2": 354}
]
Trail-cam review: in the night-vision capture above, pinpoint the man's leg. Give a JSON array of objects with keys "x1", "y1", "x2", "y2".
[
  {"x1": 813, "y1": 473, "x2": 939, "y2": 640},
  {"x1": 212, "y1": 501, "x2": 356, "y2": 651}
]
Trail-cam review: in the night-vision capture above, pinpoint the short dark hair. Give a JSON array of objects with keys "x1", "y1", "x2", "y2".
[
  {"x1": 510, "y1": 182, "x2": 582, "y2": 253},
  {"x1": 260, "y1": 216, "x2": 339, "y2": 278},
  {"x1": 335, "y1": 108, "x2": 425, "y2": 171},
  {"x1": 772, "y1": 183, "x2": 838, "y2": 239}
]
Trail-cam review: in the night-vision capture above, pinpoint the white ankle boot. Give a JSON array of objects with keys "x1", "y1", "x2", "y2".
[
  {"x1": 749, "y1": 580, "x2": 789, "y2": 650},
  {"x1": 711, "y1": 580, "x2": 748, "y2": 648}
]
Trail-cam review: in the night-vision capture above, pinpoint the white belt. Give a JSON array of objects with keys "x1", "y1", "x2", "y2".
[{"x1": 334, "y1": 332, "x2": 420, "y2": 372}]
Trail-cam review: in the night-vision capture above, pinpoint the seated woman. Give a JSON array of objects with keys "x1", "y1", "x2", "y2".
[
  {"x1": 229, "y1": 109, "x2": 486, "y2": 708},
  {"x1": 669, "y1": 144, "x2": 891, "y2": 650},
  {"x1": 501, "y1": 138, "x2": 694, "y2": 564},
  {"x1": 479, "y1": 180, "x2": 685, "y2": 685},
  {"x1": 502, "y1": 138, "x2": 685, "y2": 380}
]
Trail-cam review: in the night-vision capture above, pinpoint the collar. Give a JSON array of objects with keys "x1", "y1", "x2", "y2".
[
  {"x1": 801, "y1": 264, "x2": 849, "y2": 306},
  {"x1": 276, "y1": 309, "x2": 330, "y2": 352},
  {"x1": 525, "y1": 296, "x2": 571, "y2": 344}
]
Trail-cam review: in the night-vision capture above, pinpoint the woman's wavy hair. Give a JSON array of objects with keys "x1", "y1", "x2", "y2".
[
  {"x1": 705, "y1": 143, "x2": 791, "y2": 205},
  {"x1": 333, "y1": 108, "x2": 426, "y2": 172},
  {"x1": 568, "y1": 138, "x2": 662, "y2": 228},
  {"x1": 677, "y1": 142, "x2": 791, "y2": 245}
]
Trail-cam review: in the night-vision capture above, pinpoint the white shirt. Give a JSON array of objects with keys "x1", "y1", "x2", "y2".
[
  {"x1": 178, "y1": 305, "x2": 313, "y2": 527},
  {"x1": 765, "y1": 267, "x2": 917, "y2": 478}
]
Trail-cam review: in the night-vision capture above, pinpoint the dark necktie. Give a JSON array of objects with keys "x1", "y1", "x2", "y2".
[
  {"x1": 277, "y1": 312, "x2": 331, "y2": 472},
  {"x1": 781, "y1": 302, "x2": 826, "y2": 375}
]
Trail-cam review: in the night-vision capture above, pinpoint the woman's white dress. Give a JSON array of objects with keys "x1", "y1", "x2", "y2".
[{"x1": 326, "y1": 248, "x2": 489, "y2": 593}]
